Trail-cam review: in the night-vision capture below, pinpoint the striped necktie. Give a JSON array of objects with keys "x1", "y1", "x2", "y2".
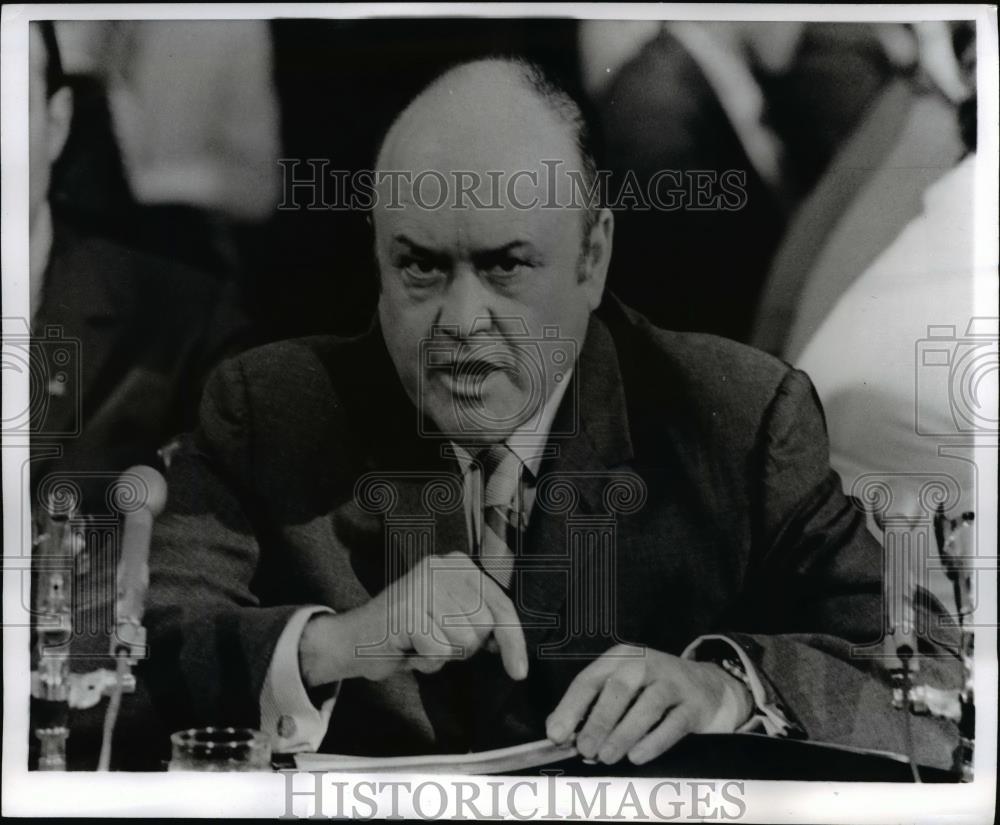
[{"x1": 474, "y1": 444, "x2": 523, "y2": 590}]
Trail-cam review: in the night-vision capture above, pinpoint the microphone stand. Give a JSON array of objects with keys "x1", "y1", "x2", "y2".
[
  {"x1": 31, "y1": 466, "x2": 165, "y2": 771},
  {"x1": 97, "y1": 465, "x2": 166, "y2": 770},
  {"x1": 890, "y1": 508, "x2": 975, "y2": 782},
  {"x1": 30, "y1": 495, "x2": 140, "y2": 769},
  {"x1": 30, "y1": 497, "x2": 75, "y2": 770},
  {"x1": 97, "y1": 560, "x2": 148, "y2": 772}
]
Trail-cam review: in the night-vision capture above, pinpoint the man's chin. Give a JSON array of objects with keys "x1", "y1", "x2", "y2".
[
  {"x1": 426, "y1": 395, "x2": 535, "y2": 443},
  {"x1": 449, "y1": 431, "x2": 510, "y2": 448}
]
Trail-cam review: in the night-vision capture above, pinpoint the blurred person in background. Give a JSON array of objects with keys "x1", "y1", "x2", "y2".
[
  {"x1": 795, "y1": 25, "x2": 993, "y2": 609},
  {"x1": 580, "y1": 21, "x2": 894, "y2": 342},
  {"x1": 50, "y1": 19, "x2": 280, "y2": 279},
  {"x1": 28, "y1": 20, "x2": 250, "y2": 769},
  {"x1": 753, "y1": 22, "x2": 972, "y2": 359},
  {"x1": 747, "y1": 22, "x2": 898, "y2": 199}
]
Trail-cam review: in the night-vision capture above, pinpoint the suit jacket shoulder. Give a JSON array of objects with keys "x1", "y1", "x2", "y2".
[
  {"x1": 201, "y1": 331, "x2": 390, "y2": 442},
  {"x1": 197, "y1": 329, "x2": 419, "y2": 524},
  {"x1": 600, "y1": 298, "x2": 809, "y2": 462},
  {"x1": 206, "y1": 301, "x2": 814, "y2": 492}
]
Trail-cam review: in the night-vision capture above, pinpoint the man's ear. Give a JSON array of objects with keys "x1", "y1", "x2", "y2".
[
  {"x1": 46, "y1": 86, "x2": 73, "y2": 165},
  {"x1": 579, "y1": 208, "x2": 614, "y2": 311}
]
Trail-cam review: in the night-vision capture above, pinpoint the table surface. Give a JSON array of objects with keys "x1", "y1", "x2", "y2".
[
  {"x1": 30, "y1": 650, "x2": 962, "y2": 781},
  {"x1": 270, "y1": 734, "x2": 959, "y2": 782}
]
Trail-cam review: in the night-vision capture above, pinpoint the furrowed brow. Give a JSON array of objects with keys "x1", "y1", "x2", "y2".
[
  {"x1": 390, "y1": 235, "x2": 450, "y2": 265},
  {"x1": 472, "y1": 240, "x2": 539, "y2": 262}
]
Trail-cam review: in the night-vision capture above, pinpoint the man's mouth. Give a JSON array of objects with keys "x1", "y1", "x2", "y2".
[
  {"x1": 431, "y1": 353, "x2": 515, "y2": 400},
  {"x1": 438, "y1": 363, "x2": 508, "y2": 399}
]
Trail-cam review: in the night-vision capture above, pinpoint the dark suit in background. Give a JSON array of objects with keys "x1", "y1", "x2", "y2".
[
  {"x1": 591, "y1": 23, "x2": 895, "y2": 343},
  {"x1": 31, "y1": 214, "x2": 250, "y2": 503},
  {"x1": 29, "y1": 214, "x2": 250, "y2": 769},
  {"x1": 144, "y1": 298, "x2": 959, "y2": 769},
  {"x1": 594, "y1": 30, "x2": 787, "y2": 343},
  {"x1": 753, "y1": 22, "x2": 894, "y2": 200}
]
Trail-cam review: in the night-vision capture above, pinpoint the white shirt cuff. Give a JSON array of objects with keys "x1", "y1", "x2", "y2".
[
  {"x1": 260, "y1": 605, "x2": 338, "y2": 752},
  {"x1": 682, "y1": 634, "x2": 796, "y2": 737}
]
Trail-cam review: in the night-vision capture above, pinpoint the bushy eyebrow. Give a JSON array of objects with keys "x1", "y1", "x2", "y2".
[
  {"x1": 391, "y1": 235, "x2": 538, "y2": 261},
  {"x1": 390, "y1": 234, "x2": 433, "y2": 255},
  {"x1": 475, "y1": 240, "x2": 539, "y2": 259},
  {"x1": 389, "y1": 235, "x2": 450, "y2": 268}
]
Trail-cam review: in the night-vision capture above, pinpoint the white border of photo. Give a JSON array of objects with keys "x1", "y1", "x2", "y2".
[{"x1": 2, "y1": 3, "x2": 997, "y2": 821}]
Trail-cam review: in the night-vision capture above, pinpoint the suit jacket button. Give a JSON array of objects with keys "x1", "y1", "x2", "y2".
[{"x1": 278, "y1": 715, "x2": 297, "y2": 739}]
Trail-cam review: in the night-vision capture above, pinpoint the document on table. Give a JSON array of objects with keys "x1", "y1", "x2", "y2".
[{"x1": 290, "y1": 739, "x2": 579, "y2": 774}]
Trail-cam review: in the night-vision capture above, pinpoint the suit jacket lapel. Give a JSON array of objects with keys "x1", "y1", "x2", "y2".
[
  {"x1": 461, "y1": 316, "x2": 638, "y2": 743},
  {"x1": 518, "y1": 314, "x2": 635, "y2": 653}
]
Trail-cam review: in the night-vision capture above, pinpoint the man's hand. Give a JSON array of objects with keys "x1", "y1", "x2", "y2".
[
  {"x1": 299, "y1": 551, "x2": 528, "y2": 689},
  {"x1": 546, "y1": 644, "x2": 753, "y2": 765}
]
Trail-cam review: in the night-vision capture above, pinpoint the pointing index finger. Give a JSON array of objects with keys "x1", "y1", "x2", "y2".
[{"x1": 481, "y1": 575, "x2": 528, "y2": 681}]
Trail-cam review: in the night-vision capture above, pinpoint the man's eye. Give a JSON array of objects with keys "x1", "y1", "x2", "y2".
[
  {"x1": 484, "y1": 259, "x2": 529, "y2": 280},
  {"x1": 402, "y1": 260, "x2": 445, "y2": 283}
]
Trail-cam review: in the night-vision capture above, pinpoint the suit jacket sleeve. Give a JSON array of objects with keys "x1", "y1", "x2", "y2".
[
  {"x1": 725, "y1": 367, "x2": 961, "y2": 767},
  {"x1": 143, "y1": 356, "x2": 305, "y2": 731}
]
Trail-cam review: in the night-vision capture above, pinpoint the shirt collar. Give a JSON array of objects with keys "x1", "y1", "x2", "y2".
[{"x1": 450, "y1": 365, "x2": 574, "y2": 480}]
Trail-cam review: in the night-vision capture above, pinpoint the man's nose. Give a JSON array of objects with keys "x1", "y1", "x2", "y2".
[{"x1": 436, "y1": 267, "x2": 495, "y2": 337}]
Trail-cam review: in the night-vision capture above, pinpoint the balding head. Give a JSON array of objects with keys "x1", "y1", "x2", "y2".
[
  {"x1": 375, "y1": 58, "x2": 598, "y2": 240},
  {"x1": 372, "y1": 58, "x2": 614, "y2": 444},
  {"x1": 377, "y1": 59, "x2": 591, "y2": 164}
]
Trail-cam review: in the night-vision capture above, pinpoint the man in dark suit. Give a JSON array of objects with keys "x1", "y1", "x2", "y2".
[
  {"x1": 29, "y1": 21, "x2": 249, "y2": 505},
  {"x1": 27, "y1": 21, "x2": 249, "y2": 770},
  {"x1": 145, "y1": 58, "x2": 958, "y2": 771},
  {"x1": 591, "y1": 24, "x2": 788, "y2": 343}
]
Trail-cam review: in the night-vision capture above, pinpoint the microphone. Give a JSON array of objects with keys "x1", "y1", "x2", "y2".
[
  {"x1": 111, "y1": 466, "x2": 168, "y2": 659},
  {"x1": 31, "y1": 488, "x2": 80, "y2": 770},
  {"x1": 97, "y1": 465, "x2": 167, "y2": 772},
  {"x1": 938, "y1": 511, "x2": 974, "y2": 620},
  {"x1": 878, "y1": 511, "x2": 930, "y2": 730}
]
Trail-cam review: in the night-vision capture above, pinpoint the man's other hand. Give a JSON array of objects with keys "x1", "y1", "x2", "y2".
[
  {"x1": 546, "y1": 644, "x2": 753, "y2": 765},
  {"x1": 299, "y1": 551, "x2": 528, "y2": 689}
]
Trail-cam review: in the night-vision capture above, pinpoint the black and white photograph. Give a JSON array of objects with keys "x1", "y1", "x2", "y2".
[{"x1": 1, "y1": 3, "x2": 997, "y2": 820}]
